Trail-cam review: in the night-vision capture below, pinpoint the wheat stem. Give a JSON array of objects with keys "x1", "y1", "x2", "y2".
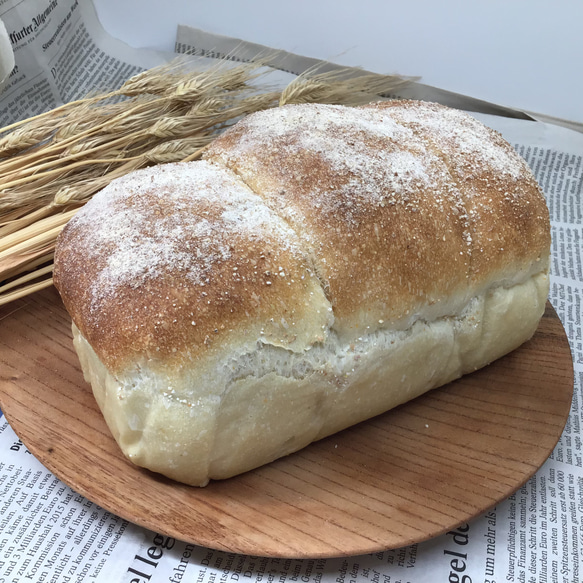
[
  {"x1": 0, "y1": 95, "x2": 107, "y2": 138},
  {"x1": 0, "y1": 264, "x2": 53, "y2": 294},
  {"x1": 0, "y1": 205, "x2": 59, "y2": 237},
  {"x1": 0, "y1": 210, "x2": 77, "y2": 255},
  {"x1": 0, "y1": 277, "x2": 53, "y2": 306},
  {"x1": 0, "y1": 252, "x2": 53, "y2": 281}
]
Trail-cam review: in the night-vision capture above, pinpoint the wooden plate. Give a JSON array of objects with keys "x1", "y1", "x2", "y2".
[{"x1": 0, "y1": 288, "x2": 573, "y2": 558}]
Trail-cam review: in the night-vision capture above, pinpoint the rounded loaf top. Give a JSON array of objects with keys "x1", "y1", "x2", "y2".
[
  {"x1": 54, "y1": 100, "x2": 551, "y2": 373},
  {"x1": 204, "y1": 100, "x2": 550, "y2": 337},
  {"x1": 54, "y1": 160, "x2": 332, "y2": 373}
]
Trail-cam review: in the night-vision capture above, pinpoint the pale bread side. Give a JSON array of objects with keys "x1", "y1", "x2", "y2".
[{"x1": 72, "y1": 272, "x2": 547, "y2": 486}]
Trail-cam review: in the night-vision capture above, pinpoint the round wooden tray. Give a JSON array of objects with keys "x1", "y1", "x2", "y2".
[{"x1": 0, "y1": 288, "x2": 574, "y2": 558}]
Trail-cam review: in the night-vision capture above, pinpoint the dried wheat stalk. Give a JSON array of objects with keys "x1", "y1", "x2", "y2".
[{"x1": 0, "y1": 58, "x2": 412, "y2": 306}]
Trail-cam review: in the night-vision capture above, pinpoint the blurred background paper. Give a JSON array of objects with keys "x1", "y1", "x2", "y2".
[{"x1": 0, "y1": 17, "x2": 15, "y2": 92}]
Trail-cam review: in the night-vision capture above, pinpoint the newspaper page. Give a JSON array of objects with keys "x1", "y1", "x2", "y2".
[
  {"x1": 0, "y1": 9, "x2": 583, "y2": 583},
  {"x1": 0, "y1": 0, "x2": 170, "y2": 126}
]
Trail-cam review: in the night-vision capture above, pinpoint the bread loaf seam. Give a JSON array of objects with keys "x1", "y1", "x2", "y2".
[{"x1": 203, "y1": 110, "x2": 478, "y2": 296}]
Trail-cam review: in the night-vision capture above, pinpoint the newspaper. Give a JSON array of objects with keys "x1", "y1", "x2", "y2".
[
  {"x1": 0, "y1": 3, "x2": 582, "y2": 582},
  {"x1": 0, "y1": 0, "x2": 170, "y2": 126}
]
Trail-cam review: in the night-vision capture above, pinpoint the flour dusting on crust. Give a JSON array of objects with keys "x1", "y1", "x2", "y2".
[{"x1": 68, "y1": 161, "x2": 301, "y2": 304}]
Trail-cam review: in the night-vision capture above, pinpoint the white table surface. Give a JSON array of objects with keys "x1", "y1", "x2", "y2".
[{"x1": 92, "y1": 0, "x2": 582, "y2": 125}]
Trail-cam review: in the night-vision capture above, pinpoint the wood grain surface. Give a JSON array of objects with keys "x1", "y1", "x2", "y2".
[{"x1": 0, "y1": 287, "x2": 574, "y2": 558}]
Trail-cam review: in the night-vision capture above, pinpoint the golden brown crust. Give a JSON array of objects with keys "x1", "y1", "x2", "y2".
[
  {"x1": 56, "y1": 100, "x2": 551, "y2": 369},
  {"x1": 54, "y1": 161, "x2": 330, "y2": 373},
  {"x1": 204, "y1": 101, "x2": 550, "y2": 337},
  {"x1": 362, "y1": 101, "x2": 551, "y2": 286}
]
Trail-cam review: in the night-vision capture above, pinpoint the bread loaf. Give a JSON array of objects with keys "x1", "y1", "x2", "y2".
[{"x1": 53, "y1": 100, "x2": 550, "y2": 486}]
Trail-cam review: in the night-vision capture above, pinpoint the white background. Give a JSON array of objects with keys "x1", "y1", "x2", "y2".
[{"x1": 92, "y1": 0, "x2": 582, "y2": 124}]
